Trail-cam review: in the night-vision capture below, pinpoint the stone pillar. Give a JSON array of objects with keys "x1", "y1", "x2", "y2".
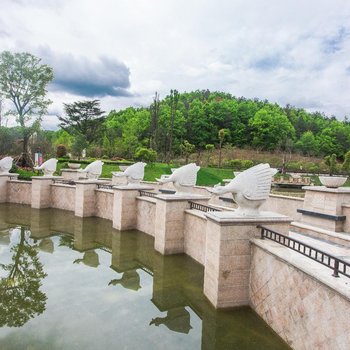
[
  {"x1": 154, "y1": 194, "x2": 210, "y2": 255},
  {"x1": 61, "y1": 169, "x2": 83, "y2": 180},
  {"x1": 31, "y1": 176, "x2": 61, "y2": 209},
  {"x1": 0, "y1": 174, "x2": 18, "y2": 203},
  {"x1": 75, "y1": 180, "x2": 101, "y2": 217},
  {"x1": 112, "y1": 185, "x2": 154, "y2": 231},
  {"x1": 299, "y1": 186, "x2": 350, "y2": 232},
  {"x1": 203, "y1": 210, "x2": 292, "y2": 308}
]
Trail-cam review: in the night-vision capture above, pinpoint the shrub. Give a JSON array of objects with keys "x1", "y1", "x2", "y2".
[
  {"x1": 135, "y1": 148, "x2": 157, "y2": 163},
  {"x1": 56, "y1": 144, "x2": 67, "y2": 158}
]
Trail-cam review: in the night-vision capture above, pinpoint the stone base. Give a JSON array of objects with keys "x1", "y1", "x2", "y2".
[{"x1": 203, "y1": 210, "x2": 292, "y2": 308}]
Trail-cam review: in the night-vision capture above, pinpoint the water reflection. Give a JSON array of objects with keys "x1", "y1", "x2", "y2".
[
  {"x1": 0, "y1": 204, "x2": 290, "y2": 349},
  {"x1": 0, "y1": 227, "x2": 47, "y2": 328},
  {"x1": 150, "y1": 307, "x2": 193, "y2": 334},
  {"x1": 74, "y1": 250, "x2": 100, "y2": 268}
]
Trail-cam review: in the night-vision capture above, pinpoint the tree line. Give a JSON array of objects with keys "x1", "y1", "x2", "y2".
[{"x1": 1, "y1": 51, "x2": 350, "y2": 165}]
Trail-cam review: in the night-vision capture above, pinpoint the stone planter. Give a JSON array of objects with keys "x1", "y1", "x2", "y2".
[
  {"x1": 319, "y1": 176, "x2": 347, "y2": 188},
  {"x1": 68, "y1": 163, "x2": 81, "y2": 169}
]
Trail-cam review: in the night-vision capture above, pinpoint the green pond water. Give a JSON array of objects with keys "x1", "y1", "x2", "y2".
[{"x1": 0, "y1": 204, "x2": 290, "y2": 350}]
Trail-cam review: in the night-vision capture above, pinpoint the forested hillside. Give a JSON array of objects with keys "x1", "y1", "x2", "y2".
[
  {"x1": 1, "y1": 90, "x2": 350, "y2": 163},
  {"x1": 102, "y1": 90, "x2": 350, "y2": 159}
]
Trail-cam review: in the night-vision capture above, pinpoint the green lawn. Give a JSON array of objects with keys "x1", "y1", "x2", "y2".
[
  {"x1": 18, "y1": 162, "x2": 233, "y2": 186},
  {"x1": 18, "y1": 161, "x2": 350, "y2": 187}
]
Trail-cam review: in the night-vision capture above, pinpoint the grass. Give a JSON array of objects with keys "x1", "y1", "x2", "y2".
[{"x1": 15, "y1": 161, "x2": 350, "y2": 187}]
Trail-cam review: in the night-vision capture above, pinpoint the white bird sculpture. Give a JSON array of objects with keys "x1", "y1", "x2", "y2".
[
  {"x1": 156, "y1": 163, "x2": 200, "y2": 194},
  {"x1": 208, "y1": 163, "x2": 277, "y2": 216},
  {"x1": 34, "y1": 158, "x2": 58, "y2": 176},
  {"x1": 0, "y1": 157, "x2": 13, "y2": 174},
  {"x1": 112, "y1": 162, "x2": 146, "y2": 185},
  {"x1": 79, "y1": 160, "x2": 104, "y2": 179}
]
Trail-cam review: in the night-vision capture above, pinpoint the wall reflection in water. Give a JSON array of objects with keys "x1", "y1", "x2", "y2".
[{"x1": 0, "y1": 203, "x2": 290, "y2": 350}]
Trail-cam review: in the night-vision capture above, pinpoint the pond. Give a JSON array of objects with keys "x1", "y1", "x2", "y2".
[{"x1": 0, "y1": 204, "x2": 290, "y2": 350}]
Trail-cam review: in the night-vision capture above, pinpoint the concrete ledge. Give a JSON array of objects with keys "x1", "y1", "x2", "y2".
[
  {"x1": 291, "y1": 221, "x2": 350, "y2": 248},
  {"x1": 9, "y1": 179, "x2": 31, "y2": 184},
  {"x1": 303, "y1": 185, "x2": 350, "y2": 193},
  {"x1": 136, "y1": 196, "x2": 156, "y2": 204},
  {"x1": 155, "y1": 194, "x2": 211, "y2": 202},
  {"x1": 251, "y1": 238, "x2": 350, "y2": 301},
  {"x1": 205, "y1": 211, "x2": 292, "y2": 226},
  {"x1": 297, "y1": 208, "x2": 346, "y2": 221}
]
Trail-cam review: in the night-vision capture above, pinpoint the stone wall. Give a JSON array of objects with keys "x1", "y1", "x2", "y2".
[
  {"x1": 95, "y1": 189, "x2": 113, "y2": 220},
  {"x1": 262, "y1": 194, "x2": 303, "y2": 221},
  {"x1": 50, "y1": 184, "x2": 76, "y2": 211},
  {"x1": 250, "y1": 240, "x2": 350, "y2": 350},
  {"x1": 343, "y1": 204, "x2": 350, "y2": 233},
  {"x1": 7, "y1": 180, "x2": 32, "y2": 205},
  {"x1": 184, "y1": 210, "x2": 207, "y2": 265},
  {"x1": 136, "y1": 196, "x2": 156, "y2": 236}
]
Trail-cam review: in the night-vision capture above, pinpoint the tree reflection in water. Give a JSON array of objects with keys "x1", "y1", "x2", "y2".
[{"x1": 0, "y1": 227, "x2": 47, "y2": 327}]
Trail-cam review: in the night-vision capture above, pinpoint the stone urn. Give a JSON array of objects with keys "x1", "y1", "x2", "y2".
[
  {"x1": 319, "y1": 176, "x2": 348, "y2": 188},
  {"x1": 68, "y1": 162, "x2": 81, "y2": 170}
]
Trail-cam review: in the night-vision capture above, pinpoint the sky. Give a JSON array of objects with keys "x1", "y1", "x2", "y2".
[{"x1": 0, "y1": 0, "x2": 350, "y2": 129}]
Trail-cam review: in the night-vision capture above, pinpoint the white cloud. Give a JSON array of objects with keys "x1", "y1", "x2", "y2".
[{"x1": 0, "y1": 0, "x2": 350, "y2": 129}]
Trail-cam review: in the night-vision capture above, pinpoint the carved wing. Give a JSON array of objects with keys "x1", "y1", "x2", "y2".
[
  {"x1": 124, "y1": 162, "x2": 146, "y2": 180},
  {"x1": 235, "y1": 163, "x2": 276, "y2": 200},
  {"x1": 0, "y1": 157, "x2": 13, "y2": 171},
  {"x1": 44, "y1": 158, "x2": 57, "y2": 172},
  {"x1": 173, "y1": 163, "x2": 200, "y2": 186},
  {"x1": 83, "y1": 160, "x2": 103, "y2": 174}
]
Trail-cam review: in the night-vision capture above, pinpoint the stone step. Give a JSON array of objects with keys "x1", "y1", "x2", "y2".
[{"x1": 290, "y1": 222, "x2": 350, "y2": 251}]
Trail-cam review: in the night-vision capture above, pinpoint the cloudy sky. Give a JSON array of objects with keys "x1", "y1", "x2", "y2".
[{"x1": 1, "y1": 0, "x2": 350, "y2": 129}]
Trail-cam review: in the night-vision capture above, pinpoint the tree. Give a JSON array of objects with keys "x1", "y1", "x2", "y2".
[
  {"x1": 249, "y1": 105, "x2": 295, "y2": 151},
  {"x1": 205, "y1": 144, "x2": 215, "y2": 165},
  {"x1": 0, "y1": 227, "x2": 47, "y2": 327},
  {"x1": 296, "y1": 131, "x2": 319, "y2": 156},
  {"x1": 180, "y1": 140, "x2": 195, "y2": 163},
  {"x1": 59, "y1": 100, "x2": 105, "y2": 147},
  {"x1": 324, "y1": 154, "x2": 338, "y2": 176},
  {"x1": 149, "y1": 92, "x2": 160, "y2": 150},
  {"x1": 0, "y1": 51, "x2": 54, "y2": 166},
  {"x1": 342, "y1": 151, "x2": 350, "y2": 173},
  {"x1": 218, "y1": 128, "x2": 229, "y2": 167},
  {"x1": 166, "y1": 89, "x2": 179, "y2": 163}
]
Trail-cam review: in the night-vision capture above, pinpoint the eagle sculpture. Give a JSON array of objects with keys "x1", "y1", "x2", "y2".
[
  {"x1": 208, "y1": 163, "x2": 277, "y2": 216},
  {"x1": 112, "y1": 162, "x2": 146, "y2": 185},
  {"x1": 156, "y1": 163, "x2": 200, "y2": 194},
  {"x1": 79, "y1": 160, "x2": 104, "y2": 179},
  {"x1": 0, "y1": 157, "x2": 13, "y2": 174},
  {"x1": 34, "y1": 158, "x2": 58, "y2": 176}
]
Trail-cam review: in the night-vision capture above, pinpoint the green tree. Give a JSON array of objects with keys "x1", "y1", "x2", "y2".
[
  {"x1": 324, "y1": 154, "x2": 338, "y2": 176},
  {"x1": 249, "y1": 105, "x2": 295, "y2": 150},
  {"x1": 296, "y1": 131, "x2": 319, "y2": 156},
  {"x1": 0, "y1": 227, "x2": 47, "y2": 327},
  {"x1": 59, "y1": 100, "x2": 105, "y2": 146},
  {"x1": 180, "y1": 140, "x2": 195, "y2": 163},
  {"x1": 0, "y1": 51, "x2": 54, "y2": 166},
  {"x1": 205, "y1": 144, "x2": 215, "y2": 165},
  {"x1": 218, "y1": 128, "x2": 229, "y2": 167}
]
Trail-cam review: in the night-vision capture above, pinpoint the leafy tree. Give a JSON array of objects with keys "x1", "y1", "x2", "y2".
[
  {"x1": 342, "y1": 151, "x2": 350, "y2": 173},
  {"x1": 59, "y1": 100, "x2": 105, "y2": 146},
  {"x1": 0, "y1": 51, "x2": 54, "y2": 166},
  {"x1": 0, "y1": 227, "x2": 47, "y2": 327},
  {"x1": 324, "y1": 154, "x2": 338, "y2": 176},
  {"x1": 218, "y1": 128, "x2": 229, "y2": 167},
  {"x1": 205, "y1": 144, "x2": 215, "y2": 164},
  {"x1": 249, "y1": 105, "x2": 295, "y2": 150},
  {"x1": 296, "y1": 131, "x2": 319, "y2": 156},
  {"x1": 180, "y1": 140, "x2": 195, "y2": 163}
]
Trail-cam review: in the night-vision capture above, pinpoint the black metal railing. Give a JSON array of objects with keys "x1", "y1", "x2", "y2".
[
  {"x1": 139, "y1": 190, "x2": 157, "y2": 198},
  {"x1": 97, "y1": 184, "x2": 114, "y2": 190},
  {"x1": 189, "y1": 201, "x2": 222, "y2": 212},
  {"x1": 53, "y1": 179, "x2": 76, "y2": 186},
  {"x1": 258, "y1": 225, "x2": 350, "y2": 279}
]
